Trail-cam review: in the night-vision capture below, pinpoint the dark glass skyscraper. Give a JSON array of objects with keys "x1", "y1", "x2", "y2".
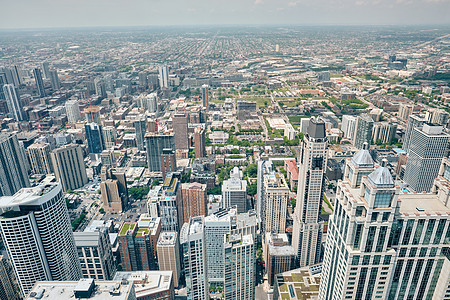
[
  {"x1": 85, "y1": 123, "x2": 105, "y2": 154},
  {"x1": 33, "y1": 68, "x2": 46, "y2": 98}
]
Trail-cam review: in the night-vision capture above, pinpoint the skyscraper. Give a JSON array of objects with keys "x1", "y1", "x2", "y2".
[
  {"x1": 263, "y1": 171, "x2": 289, "y2": 234},
  {"x1": 292, "y1": 118, "x2": 327, "y2": 267},
  {"x1": 180, "y1": 216, "x2": 209, "y2": 300},
  {"x1": 161, "y1": 148, "x2": 176, "y2": 179},
  {"x1": 201, "y1": 84, "x2": 209, "y2": 109},
  {"x1": 3, "y1": 84, "x2": 25, "y2": 121},
  {"x1": 256, "y1": 158, "x2": 272, "y2": 227},
  {"x1": 65, "y1": 99, "x2": 82, "y2": 123},
  {"x1": 158, "y1": 65, "x2": 169, "y2": 89},
  {"x1": 0, "y1": 133, "x2": 30, "y2": 196},
  {"x1": 194, "y1": 126, "x2": 206, "y2": 158},
  {"x1": 0, "y1": 180, "x2": 82, "y2": 296},
  {"x1": 172, "y1": 112, "x2": 189, "y2": 150},
  {"x1": 341, "y1": 115, "x2": 357, "y2": 140},
  {"x1": 404, "y1": 123, "x2": 450, "y2": 192},
  {"x1": 138, "y1": 71, "x2": 148, "y2": 88},
  {"x1": 134, "y1": 116, "x2": 147, "y2": 151},
  {"x1": 398, "y1": 103, "x2": 414, "y2": 121},
  {"x1": 371, "y1": 122, "x2": 397, "y2": 144},
  {"x1": 51, "y1": 144, "x2": 88, "y2": 192},
  {"x1": 222, "y1": 167, "x2": 247, "y2": 213},
  {"x1": 0, "y1": 255, "x2": 20, "y2": 300},
  {"x1": 85, "y1": 123, "x2": 105, "y2": 154},
  {"x1": 223, "y1": 233, "x2": 255, "y2": 300},
  {"x1": 157, "y1": 232, "x2": 181, "y2": 288},
  {"x1": 264, "y1": 233, "x2": 295, "y2": 286},
  {"x1": 28, "y1": 143, "x2": 53, "y2": 175},
  {"x1": 103, "y1": 126, "x2": 117, "y2": 148},
  {"x1": 49, "y1": 69, "x2": 60, "y2": 90},
  {"x1": 94, "y1": 78, "x2": 107, "y2": 99},
  {"x1": 403, "y1": 114, "x2": 426, "y2": 153},
  {"x1": 353, "y1": 114, "x2": 373, "y2": 149},
  {"x1": 41, "y1": 61, "x2": 50, "y2": 79},
  {"x1": 100, "y1": 167, "x2": 129, "y2": 213},
  {"x1": 182, "y1": 182, "x2": 207, "y2": 222},
  {"x1": 33, "y1": 68, "x2": 46, "y2": 98},
  {"x1": 145, "y1": 132, "x2": 175, "y2": 172},
  {"x1": 319, "y1": 154, "x2": 450, "y2": 300}
]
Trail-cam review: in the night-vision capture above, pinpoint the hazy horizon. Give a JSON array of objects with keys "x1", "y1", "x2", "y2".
[{"x1": 1, "y1": 0, "x2": 449, "y2": 30}]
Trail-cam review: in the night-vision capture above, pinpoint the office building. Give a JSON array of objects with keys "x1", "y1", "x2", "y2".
[
  {"x1": 0, "y1": 180, "x2": 82, "y2": 296},
  {"x1": 113, "y1": 271, "x2": 175, "y2": 300},
  {"x1": 74, "y1": 221, "x2": 117, "y2": 280},
  {"x1": 222, "y1": 167, "x2": 247, "y2": 213},
  {"x1": 65, "y1": 99, "x2": 82, "y2": 123},
  {"x1": 118, "y1": 216, "x2": 161, "y2": 271},
  {"x1": 28, "y1": 143, "x2": 53, "y2": 175},
  {"x1": 205, "y1": 208, "x2": 258, "y2": 286},
  {"x1": 138, "y1": 71, "x2": 148, "y2": 88},
  {"x1": 85, "y1": 123, "x2": 105, "y2": 154},
  {"x1": 398, "y1": 103, "x2": 414, "y2": 121},
  {"x1": 145, "y1": 132, "x2": 175, "y2": 172},
  {"x1": 172, "y1": 112, "x2": 189, "y2": 150},
  {"x1": 159, "y1": 66, "x2": 169, "y2": 89},
  {"x1": 201, "y1": 84, "x2": 209, "y2": 109},
  {"x1": 51, "y1": 144, "x2": 88, "y2": 192},
  {"x1": 264, "y1": 233, "x2": 295, "y2": 286},
  {"x1": 319, "y1": 153, "x2": 450, "y2": 300},
  {"x1": 0, "y1": 256, "x2": 20, "y2": 300},
  {"x1": 371, "y1": 122, "x2": 397, "y2": 144},
  {"x1": 49, "y1": 69, "x2": 60, "y2": 90},
  {"x1": 403, "y1": 114, "x2": 426, "y2": 153},
  {"x1": 41, "y1": 61, "x2": 50, "y2": 78},
  {"x1": 3, "y1": 84, "x2": 26, "y2": 121},
  {"x1": 194, "y1": 126, "x2": 206, "y2": 158},
  {"x1": 100, "y1": 149, "x2": 115, "y2": 167},
  {"x1": 263, "y1": 171, "x2": 289, "y2": 234},
  {"x1": 404, "y1": 123, "x2": 450, "y2": 192},
  {"x1": 100, "y1": 167, "x2": 129, "y2": 213},
  {"x1": 26, "y1": 278, "x2": 136, "y2": 300},
  {"x1": 341, "y1": 115, "x2": 357, "y2": 140},
  {"x1": 292, "y1": 118, "x2": 327, "y2": 267},
  {"x1": 223, "y1": 233, "x2": 255, "y2": 300},
  {"x1": 0, "y1": 133, "x2": 30, "y2": 196},
  {"x1": 180, "y1": 216, "x2": 209, "y2": 300},
  {"x1": 157, "y1": 232, "x2": 181, "y2": 288},
  {"x1": 181, "y1": 182, "x2": 207, "y2": 222},
  {"x1": 353, "y1": 114, "x2": 373, "y2": 149},
  {"x1": 134, "y1": 117, "x2": 147, "y2": 151},
  {"x1": 103, "y1": 126, "x2": 117, "y2": 148},
  {"x1": 161, "y1": 148, "x2": 176, "y2": 179},
  {"x1": 33, "y1": 68, "x2": 45, "y2": 98},
  {"x1": 256, "y1": 158, "x2": 272, "y2": 227},
  {"x1": 94, "y1": 78, "x2": 107, "y2": 98}
]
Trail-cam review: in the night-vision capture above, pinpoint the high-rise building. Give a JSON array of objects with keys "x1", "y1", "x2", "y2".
[
  {"x1": 134, "y1": 117, "x2": 147, "y2": 151},
  {"x1": 145, "y1": 132, "x2": 175, "y2": 172},
  {"x1": 0, "y1": 255, "x2": 20, "y2": 300},
  {"x1": 138, "y1": 71, "x2": 148, "y2": 88},
  {"x1": 94, "y1": 78, "x2": 107, "y2": 98},
  {"x1": 371, "y1": 122, "x2": 397, "y2": 144},
  {"x1": 159, "y1": 65, "x2": 169, "y2": 89},
  {"x1": 180, "y1": 216, "x2": 209, "y2": 300},
  {"x1": 264, "y1": 233, "x2": 295, "y2": 286},
  {"x1": 341, "y1": 115, "x2": 357, "y2": 140},
  {"x1": 319, "y1": 154, "x2": 450, "y2": 300},
  {"x1": 85, "y1": 123, "x2": 105, "y2": 154},
  {"x1": 157, "y1": 232, "x2": 181, "y2": 288},
  {"x1": 103, "y1": 126, "x2": 117, "y2": 148},
  {"x1": 404, "y1": 123, "x2": 450, "y2": 192},
  {"x1": 84, "y1": 106, "x2": 101, "y2": 123},
  {"x1": 74, "y1": 221, "x2": 117, "y2": 280},
  {"x1": 142, "y1": 92, "x2": 158, "y2": 113},
  {"x1": 3, "y1": 84, "x2": 25, "y2": 121},
  {"x1": 222, "y1": 167, "x2": 247, "y2": 213},
  {"x1": 41, "y1": 61, "x2": 50, "y2": 79},
  {"x1": 0, "y1": 180, "x2": 82, "y2": 296},
  {"x1": 118, "y1": 216, "x2": 161, "y2": 271},
  {"x1": 426, "y1": 108, "x2": 450, "y2": 126},
  {"x1": 256, "y1": 158, "x2": 272, "y2": 227},
  {"x1": 201, "y1": 84, "x2": 209, "y2": 109},
  {"x1": 33, "y1": 68, "x2": 46, "y2": 98},
  {"x1": 113, "y1": 271, "x2": 175, "y2": 300},
  {"x1": 172, "y1": 113, "x2": 189, "y2": 150},
  {"x1": 194, "y1": 127, "x2": 206, "y2": 158},
  {"x1": 403, "y1": 114, "x2": 426, "y2": 153},
  {"x1": 28, "y1": 143, "x2": 53, "y2": 175},
  {"x1": 263, "y1": 171, "x2": 289, "y2": 234},
  {"x1": 204, "y1": 208, "x2": 258, "y2": 286},
  {"x1": 51, "y1": 144, "x2": 88, "y2": 192},
  {"x1": 0, "y1": 133, "x2": 30, "y2": 196},
  {"x1": 161, "y1": 148, "x2": 176, "y2": 179},
  {"x1": 398, "y1": 103, "x2": 414, "y2": 121},
  {"x1": 292, "y1": 118, "x2": 327, "y2": 268},
  {"x1": 223, "y1": 233, "x2": 255, "y2": 300},
  {"x1": 65, "y1": 99, "x2": 82, "y2": 123},
  {"x1": 49, "y1": 69, "x2": 60, "y2": 90},
  {"x1": 100, "y1": 167, "x2": 129, "y2": 213},
  {"x1": 181, "y1": 182, "x2": 207, "y2": 222},
  {"x1": 353, "y1": 114, "x2": 373, "y2": 149}
]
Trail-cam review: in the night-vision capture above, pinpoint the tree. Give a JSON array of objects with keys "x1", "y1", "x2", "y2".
[
  {"x1": 246, "y1": 164, "x2": 258, "y2": 178},
  {"x1": 247, "y1": 182, "x2": 257, "y2": 196},
  {"x1": 128, "y1": 186, "x2": 150, "y2": 200}
]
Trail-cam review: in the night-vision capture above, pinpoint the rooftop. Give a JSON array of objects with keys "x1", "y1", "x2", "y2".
[
  {"x1": 113, "y1": 271, "x2": 173, "y2": 298},
  {"x1": 119, "y1": 223, "x2": 136, "y2": 235},
  {"x1": 275, "y1": 266, "x2": 321, "y2": 300},
  {"x1": 157, "y1": 232, "x2": 178, "y2": 246}
]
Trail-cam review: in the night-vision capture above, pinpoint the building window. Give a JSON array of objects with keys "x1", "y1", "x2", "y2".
[{"x1": 373, "y1": 192, "x2": 392, "y2": 208}]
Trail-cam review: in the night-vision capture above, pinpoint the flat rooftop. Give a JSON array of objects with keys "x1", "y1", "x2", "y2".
[
  {"x1": 398, "y1": 193, "x2": 450, "y2": 216},
  {"x1": 113, "y1": 271, "x2": 172, "y2": 297},
  {"x1": 275, "y1": 266, "x2": 321, "y2": 300},
  {"x1": 158, "y1": 232, "x2": 178, "y2": 246}
]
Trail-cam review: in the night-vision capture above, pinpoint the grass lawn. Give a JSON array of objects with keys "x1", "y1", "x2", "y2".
[
  {"x1": 288, "y1": 115, "x2": 310, "y2": 124},
  {"x1": 238, "y1": 97, "x2": 271, "y2": 107}
]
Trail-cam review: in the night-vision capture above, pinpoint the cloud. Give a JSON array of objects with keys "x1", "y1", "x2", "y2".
[
  {"x1": 254, "y1": 0, "x2": 263, "y2": 4},
  {"x1": 288, "y1": 1, "x2": 298, "y2": 6}
]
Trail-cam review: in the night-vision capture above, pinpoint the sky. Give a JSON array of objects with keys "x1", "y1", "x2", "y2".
[{"x1": 0, "y1": 0, "x2": 449, "y2": 29}]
